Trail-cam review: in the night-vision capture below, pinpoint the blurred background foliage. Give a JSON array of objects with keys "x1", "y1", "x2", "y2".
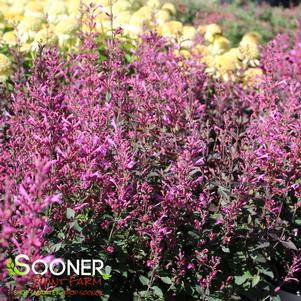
[{"x1": 169, "y1": 0, "x2": 300, "y2": 44}]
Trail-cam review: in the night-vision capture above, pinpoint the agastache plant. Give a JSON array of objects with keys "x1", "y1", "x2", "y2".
[
  {"x1": 0, "y1": 159, "x2": 61, "y2": 295},
  {"x1": 1, "y1": 8, "x2": 301, "y2": 300}
]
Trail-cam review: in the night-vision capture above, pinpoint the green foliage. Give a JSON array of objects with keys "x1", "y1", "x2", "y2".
[
  {"x1": 173, "y1": 0, "x2": 299, "y2": 44},
  {"x1": 220, "y1": 2, "x2": 299, "y2": 44}
]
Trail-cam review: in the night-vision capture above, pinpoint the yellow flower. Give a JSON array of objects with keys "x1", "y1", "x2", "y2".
[
  {"x1": 2, "y1": 30, "x2": 18, "y2": 47},
  {"x1": 112, "y1": 0, "x2": 131, "y2": 14},
  {"x1": 155, "y1": 9, "x2": 170, "y2": 26},
  {"x1": 204, "y1": 24, "x2": 222, "y2": 43},
  {"x1": 18, "y1": 16, "x2": 43, "y2": 42},
  {"x1": 180, "y1": 25, "x2": 196, "y2": 48},
  {"x1": 216, "y1": 51, "x2": 241, "y2": 71},
  {"x1": 162, "y1": 21, "x2": 183, "y2": 38},
  {"x1": 82, "y1": 0, "x2": 103, "y2": 5},
  {"x1": 24, "y1": 1, "x2": 44, "y2": 18},
  {"x1": 161, "y1": 2, "x2": 176, "y2": 16},
  {"x1": 146, "y1": 0, "x2": 161, "y2": 9},
  {"x1": 7, "y1": 2, "x2": 26, "y2": 16},
  {"x1": 153, "y1": 24, "x2": 163, "y2": 35},
  {"x1": 114, "y1": 11, "x2": 131, "y2": 28},
  {"x1": 243, "y1": 67, "x2": 263, "y2": 87},
  {"x1": 32, "y1": 26, "x2": 58, "y2": 51},
  {"x1": 20, "y1": 43, "x2": 32, "y2": 53},
  {"x1": 0, "y1": 53, "x2": 11, "y2": 82},
  {"x1": 173, "y1": 48, "x2": 190, "y2": 59},
  {"x1": 0, "y1": 53, "x2": 11, "y2": 73},
  {"x1": 67, "y1": 0, "x2": 80, "y2": 16},
  {"x1": 4, "y1": 12, "x2": 23, "y2": 23},
  {"x1": 197, "y1": 24, "x2": 206, "y2": 34},
  {"x1": 210, "y1": 35, "x2": 230, "y2": 55},
  {"x1": 238, "y1": 42, "x2": 260, "y2": 67},
  {"x1": 203, "y1": 54, "x2": 215, "y2": 67},
  {"x1": 0, "y1": 4, "x2": 9, "y2": 17},
  {"x1": 241, "y1": 32, "x2": 262, "y2": 46},
  {"x1": 94, "y1": 8, "x2": 111, "y2": 27},
  {"x1": 173, "y1": 48, "x2": 191, "y2": 68},
  {"x1": 191, "y1": 44, "x2": 207, "y2": 56},
  {"x1": 208, "y1": 50, "x2": 242, "y2": 82},
  {"x1": 137, "y1": 6, "x2": 153, "y2": 19},
  {"x1": 4, "y1": 3, "x2": 25, "y2": 23},
  {"x1": 0, "y1": 4, "x2": 8, "y2": 26},
  {"x1": 55, "y1": 17, "x2": 78, "y2": 35},
  {"x1": 18, "y1": 16, "x2": 43, "y2": 32},
  {"x1": 130, "y1": 9, "x2": 151, "y2": 28},
  {"x1": 55, "y1": 18, "x2": 79, "y2": 47},
  {"x1": 238, "y1": 32, "x2": 261, "y2": 67},
  {"x1": 226, "y1": 47, "x2": 240, "y2": 58},
  {"x1": 95, "y1": 20, "x2": 111, "y2": 35},
  {"x1": 45, "y1": 0, "x2": 68, "y2": 23},
  {"x1": 122, "y1": 24, "x2": 141, "y2": 38}
]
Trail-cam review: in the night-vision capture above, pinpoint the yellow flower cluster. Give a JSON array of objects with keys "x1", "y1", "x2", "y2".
[
  {"x1": 0, "y1": 0, "x2": 263, "y2": 86},
  {"x1": 0, "y1": 0, "x2": 178, "y2": 82},
  {"x1": 0, "y1": 53, "x2": 11, "y2": 81},
  {"x1": 0, "y1": 0, "x2": 179, "y2": 50},
  {"x1": 175, "y1": 23, "x2": 263, "y2": 85},
  {"x1": 0, "y1": 0, "x2": 82, "y2": 53},
  {"x1": 206, "y1": 26, "x2": 262, "y2": 85}
]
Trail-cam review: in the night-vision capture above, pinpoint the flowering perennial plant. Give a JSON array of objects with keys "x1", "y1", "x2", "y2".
[{"x1": 1, "y1": 15, "x2": 301, "y2": 300}]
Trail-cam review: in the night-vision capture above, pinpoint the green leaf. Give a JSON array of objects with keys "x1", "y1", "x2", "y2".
[
  {"x1": 218, "y1": 186, "x2": 231, "y2": 204},
  {"x1": 57, "y1": 232, "x2": 65, "y2": 239},
  {"x1": 189, "y1": 167, "x2": 201, "y2": 176},
  {"x1": 195, "y1": 285, "x2": 204, "y2": 294},
  {"x1": 139, "y1": 275, "x2": 150, "y2": 286},
  {"x1": 77, "y1": 214, "x2": 88, "y2": 221},
  {"x1": 234, "y1": 271, "x2": 252, "y2": 285},
  {"x1": 152, "y1": 286, "x2": 163, "y2": 297},
  {"x1": 207, "y1": 297, "x2": 223, "y2": 301},
  {"x1": 125, "y1": 53, "x2": 133, "y2": 63},
  {"x1": 105, "y1": 266, "x2": 112, "y2": 275},
  {"x1": 188, "y1": 231, "x2": 199, "y2": 240},
  {"x1": 222, "y1": 246, "x2": 230, "y2": 253},
  {"x1": 254, "y1": 254, "x2": 267, "y2": 263},
  {"x1": 247, "y1": 215, "x2": 252, "y2": 224},
  {"x1": 52, "y1": 242, "x2": 63, "y2": 252},
  {"x1": 160, "y1": 276, "x2": 172, "y2": 285},
  {"x1": 6, "y1": 257, "x2": 29, "y2": 277},
  {"x1": 100, "y1": 271, "x2": 112, "y2": 280},
  {"x1": 66, "y1": 208, "x2": 75, "y2": 220},
  {"x1": 257, "y1": 268, "x2": 274, "y2": 279},
  {"x1": 295, "y1": 219, "x2": 301, "y2": 225},
  {"x1": 101, "y1": 294, "x2": 110, "y2": 301},
  {"x1": 106, "y1": 91, "x2": 112, "y2": 102},
  {"x1": 253, "y1": 242, "x2": 270, "y2": 250},
  {"x1": 234, "y1": 276, "x2": 246, "y2": 285},
  {"x1": 7, "y1": 258, "x2": 19, "y2": 277},
  {"x1": 280, "y1": 240, "x2": 298, "y2": 251},
  {"x1": 6, "y1": 258, "x2": 15, "y2": 277},
  {"x1": 73, "y1": 221, "x2": 82, "y2": 232},
  {"x1": 102, "y1": 214, "x2": 114, "y2": 220},
  {"x1": 135, "y1": 291, "x2": 147, "y2": 299},
  {"x1": 252, "y1": 275, "x2": 260, "y2": 287}
]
